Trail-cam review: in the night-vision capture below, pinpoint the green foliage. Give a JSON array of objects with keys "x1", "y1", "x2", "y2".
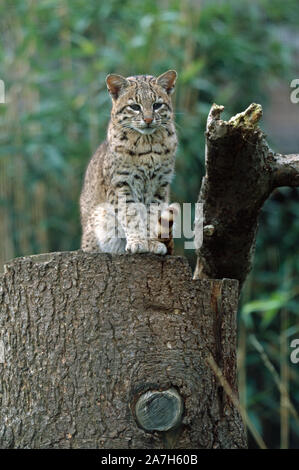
[{"x1": 0, "y1": 0, "x2": 298, "y2": 448}]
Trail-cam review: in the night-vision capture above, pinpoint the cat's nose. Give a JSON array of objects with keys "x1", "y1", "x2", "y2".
[{"x1": 144, "y1": 116, "x2": 153, "y2": 124}]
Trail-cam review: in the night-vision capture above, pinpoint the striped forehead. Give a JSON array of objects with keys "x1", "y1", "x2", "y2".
[
  {"x1": 127, "y1": 76, "x2": 160, "y2": 104},
  {"x1": 127, "y1": 74, "x2": 155, "y2": 83}
]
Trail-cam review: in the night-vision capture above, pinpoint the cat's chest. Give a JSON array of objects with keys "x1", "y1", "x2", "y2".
[
  {"x1": 107, "y1": 132, "x2": 176, "y2": 201},
  {"x1": 126, "y1": 155, "x2": 172, "y2": 202}
]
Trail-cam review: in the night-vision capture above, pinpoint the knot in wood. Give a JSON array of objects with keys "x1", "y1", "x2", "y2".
[{"x1": 134, "y1": 388, "x2": 183, "y2": 432}]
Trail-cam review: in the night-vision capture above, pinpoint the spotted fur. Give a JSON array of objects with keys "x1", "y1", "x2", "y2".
[{"x1": 80, "y1": 70, "x2": 178, "y2": 255}]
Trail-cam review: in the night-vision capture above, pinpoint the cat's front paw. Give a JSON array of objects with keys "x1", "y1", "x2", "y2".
[
  {"x1": 148, "y1": 240, "x2": 167, "y2": 255},
  {"x1": 125, "y1": 238, "x2": 167, "y2": 255},
  {"x1": 126, "y1": 239, "x2": 149, "y2": 254}
]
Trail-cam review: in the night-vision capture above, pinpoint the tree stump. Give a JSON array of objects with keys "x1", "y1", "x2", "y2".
[
  {"x1": 194, "y1": 103, "x2": 299, "y2": 289},
  {"x1": 0, "y1": 251, "x2": 246, "y2": 449}
]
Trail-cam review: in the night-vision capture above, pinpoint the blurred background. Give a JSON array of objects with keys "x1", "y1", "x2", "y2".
[{"x1": 0, "y1": 0, "x2": 298, "y2": 448}]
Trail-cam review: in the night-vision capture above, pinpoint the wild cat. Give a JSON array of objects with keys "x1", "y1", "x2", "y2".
[{"x1": 80, "y1": 70, "x2": 178, "y2": 255}]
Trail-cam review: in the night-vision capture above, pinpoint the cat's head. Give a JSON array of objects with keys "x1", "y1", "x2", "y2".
[{"x1": 106, "y1": 70, "x2": 177, "y2": 135}]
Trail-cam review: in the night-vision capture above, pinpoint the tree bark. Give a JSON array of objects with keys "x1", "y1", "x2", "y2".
[
  {"x1": 194, "y1": 103, "x2": 299, "y2": 289},
  {"x1": 0, "y1": 251, "x2": 246, "y2": 449}
]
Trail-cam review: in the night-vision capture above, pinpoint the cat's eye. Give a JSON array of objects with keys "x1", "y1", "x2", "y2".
[
  {"x1": 153, "y1": 102, "x2": 163, "y2": 110},
  {"x1": 129, "y1": 104, "x2": 141, "y2": 111}
]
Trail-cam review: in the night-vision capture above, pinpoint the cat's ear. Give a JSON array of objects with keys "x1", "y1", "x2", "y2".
[
  {"x1": 156, "y1": 70, "x2": 177, "y2": 95},
  {"x1": 106, "y1": 74, "x2": 130, "y2": 100}
]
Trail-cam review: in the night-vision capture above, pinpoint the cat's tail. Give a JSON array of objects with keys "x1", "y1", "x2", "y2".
[{"x1": 157, "y1": 203, "x2": 180, "y2": 255}]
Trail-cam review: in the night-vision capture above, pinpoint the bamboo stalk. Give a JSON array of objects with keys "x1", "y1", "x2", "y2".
[
  {"x1": 27, "y1": 3, "x2": 48, "y2": 254},
  {"x1": 250, "y1": 334, "x2": 298, "y2": 422},
  {"x1": 0, "y1": 156, "x2": 15, "y2": 271},
  {"x1": 206, "y1": 353, "x2": 267, "y2": 449},
  {"x1": 280, "y1": 309, "x2": 289, "y2": 449},
  {"x1": 6, "y1": 9, "x2": 33, "y2": 257}
]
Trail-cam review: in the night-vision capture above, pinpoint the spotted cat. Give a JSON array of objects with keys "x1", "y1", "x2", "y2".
[{"x1": 80, "y1": 70, "x2": 178, "y2": 255}]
